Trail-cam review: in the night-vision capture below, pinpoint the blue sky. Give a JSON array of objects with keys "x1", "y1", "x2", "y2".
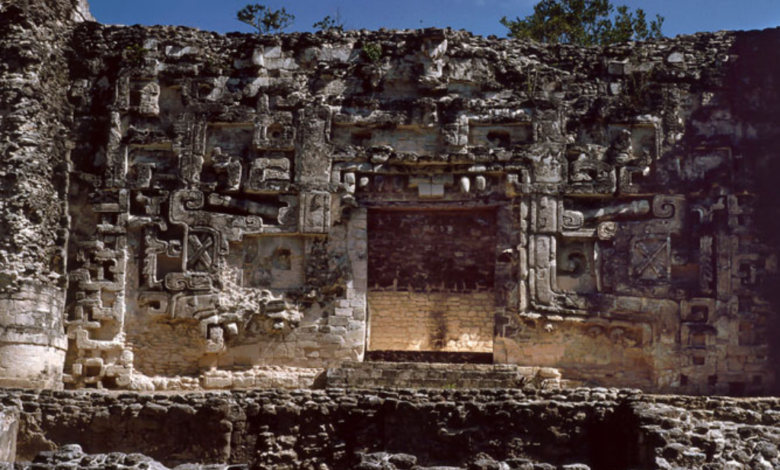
[{"x1": 89, "y1": 0, "x2": 780, "y2": 38}]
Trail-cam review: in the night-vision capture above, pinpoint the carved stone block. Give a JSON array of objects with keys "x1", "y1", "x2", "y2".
[
  {"x1": 630, "y1": 234, "x2": 671, "y2": 283},
  {"x1": 255, "y1": 113, "x2": 295, "y2": 150},
  {"x1": 300, "y1": 193, "x2": 331, "y2": 234},
  {"x1": 533, "y1": 196, "x2": 558, "y2": 234},
  {"x1": 248, "y1": 157, "x2": 292, "y2": 185},
  {"x1": 681, "y1": 299, "x2": 716, "y2": 324},
  {"x1": 130, "y1": 81, "x2": 160, "y2": 116}
]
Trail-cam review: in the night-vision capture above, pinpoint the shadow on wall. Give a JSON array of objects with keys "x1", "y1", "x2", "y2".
[{"x1": 728, "y1": 29, "x2": 780, "y2": 395}]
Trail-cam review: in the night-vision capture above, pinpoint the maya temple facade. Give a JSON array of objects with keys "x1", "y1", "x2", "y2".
[{"x1": 1, "y1": 0, "x2": 780, "y2": 398}]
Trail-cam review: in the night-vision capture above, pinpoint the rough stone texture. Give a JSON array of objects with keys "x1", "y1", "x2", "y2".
[
  {"x1": 4, "y1": 1, "x2": 780, "y2": 469},
  {"x1": 1, "y1": 0, "x2": 780, "y2": 395},
  {"x1": 326, "y1": 362, "x2": 560, "y2": 389},
  {"x1": 18, "y1": 444, "x2": 170, "y2": 470},
  {"x1": 0, "y1": 408, "x2": 17, "y2": 465},
  {"x1": 367, "y1": 210, "x2": 497, "y2": 292},
  {"x1": 0, "y1": 0, "x2": 91, "y2": 388},
  {"x1": 368, "y1": 292, "x2": 494, "y2": 352},
  {"x1": 367, "y1": 210, "x2": 496, "y2": 353},
  {"x1": 0, "y1": 388, "x2": 778, "y2": 469}
]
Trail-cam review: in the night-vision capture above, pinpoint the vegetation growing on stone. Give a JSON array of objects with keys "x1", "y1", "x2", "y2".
[
  {"x1": 313, "y1": 10, "x2": 344, "y2": 32},
  {"x1": 124, "y1": 43, "x2": 149, "y2": 66},
  {"x1": 237, "y1": 3, "x2": 295, "y2": 34},
  {"x1": 361, "y1": 42, "x2": 383, "y2": 63},
  {"x1": 501, "y1": 0, "x2": 664, "y2": 45}
]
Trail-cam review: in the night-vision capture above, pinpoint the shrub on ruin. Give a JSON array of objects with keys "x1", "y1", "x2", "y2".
[
  {"x1": 501, "y1": 0, "x2": 664, "y2": 45},
  {"x1": 237, "y1": 4, "x2": 295, "y2": 34},
  {"x1": 124, "y1": 44, "x2": 149, "y2": 66},
  {"x1": 313, "y1": 10, "x2": 344, "y2": 32},
  {"x1": 362, "y1": 42, "x2": 383, "y2": 63}
]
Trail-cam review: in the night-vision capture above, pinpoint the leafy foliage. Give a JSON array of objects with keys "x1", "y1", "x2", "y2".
[
  {"x1": 313, "y1": 9, "x2": 344, "y2": 32},
  {"x1": 500, "y1": 0, "x2": 664, "y2": 45},
  {"x1": 237, "y1": 4, "x2": 295, "y2": 34},
  {"x1": 124, "y1": 44, "x2": 149, "y2": 66},
  {"x1": 362, "y1": 43, "x2": 383, "y2": 63}
]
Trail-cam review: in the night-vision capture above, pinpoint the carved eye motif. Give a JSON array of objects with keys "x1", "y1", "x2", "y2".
[{"x1": 267, "y1": 123, "x2": 284, "y2": 141}]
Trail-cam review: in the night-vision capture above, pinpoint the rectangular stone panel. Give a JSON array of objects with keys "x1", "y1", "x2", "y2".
[
  {"x1": 368, "y1": 291, "x2": 494, "y2": 353},
  {"x1": 332, "y1": 124, "x2": 440, "y2": 155},
  {"x1": 468, "y1": 123, "x2": 532, "y2": 149},
  {"x1": 226, "y1": 236, "x2": 306, "y2": 290}
]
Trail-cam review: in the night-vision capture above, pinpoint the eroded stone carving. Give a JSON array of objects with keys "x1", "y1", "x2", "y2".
[{"x1": 34, "y1": 23, "x2": 776, "y2": 396}]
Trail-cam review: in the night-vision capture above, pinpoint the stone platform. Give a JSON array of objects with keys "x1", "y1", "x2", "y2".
[
  {"x1": 326, "y1": 361, "x2": 563, "y2": 389},
  {"x1": 0, "y1": 388, "x2": 778, "y2": 469}
]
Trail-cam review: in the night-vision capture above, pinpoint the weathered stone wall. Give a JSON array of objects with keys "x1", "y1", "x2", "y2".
[
  {"x1": 495, "y1": 316, "x2": 655, "y2": 389},
  {"x1": 367, "y1": 209, "x2": 496, "y2": 354},
  {"x1": 50, "y1": 24, "x2": 780, "y2": 394},
  {"x1": 326, "y1": 362, "x2": 560, "y2": 388},
  {"x1": 0, "y1": 0, "x2": 94, "y2": 389},
  {"x1": 1, "y1": 0, "x2": 780, "y2": 395},
  {"x1": 2, "y1": 388, "x2": 780, "y2": 469},
  {"x1": 368, "y1": 291, "x2": 494, "y2": 352},
  {"x1": 367, "y1": 210, "x2": 497, "y2": 291},
  {"x1": 0, "y1": 408, "x2": 18, "y2": 465}
]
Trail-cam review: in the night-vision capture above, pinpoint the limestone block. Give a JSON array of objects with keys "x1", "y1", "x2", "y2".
[
  {"x1": 0, "y1": 285, "x2": 66, "y2": 389},
  {"x1": 0, "y1": 409, "x2": 18, "y2": 465}
]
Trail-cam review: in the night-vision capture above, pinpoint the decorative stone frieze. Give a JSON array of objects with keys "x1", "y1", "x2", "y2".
[{"x1": 2, "y1": 0, "x2": 780, "y2": 395}]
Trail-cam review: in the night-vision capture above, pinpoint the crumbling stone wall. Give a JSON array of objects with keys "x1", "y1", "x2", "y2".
[
  {"x1": 3, "y1": 388, "x2": 780, "y2": 469},
  {"x1": 1, "y1": 0, "x2": 780, "y2": 395},
  {"x1": 0, "y1": 0, "x2": 93, "y2": 389}
]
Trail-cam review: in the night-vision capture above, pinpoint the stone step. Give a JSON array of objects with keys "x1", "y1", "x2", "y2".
[{"x1": 326, "y1": 361, "x2": 563, "y2": 389}]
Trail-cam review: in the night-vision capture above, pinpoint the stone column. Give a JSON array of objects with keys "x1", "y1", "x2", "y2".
[{"x1": 0, "y1": 0, "x2": 92, "y2": 388}]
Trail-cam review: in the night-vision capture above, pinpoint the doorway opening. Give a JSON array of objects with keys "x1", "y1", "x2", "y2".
[{"x1": 366, "y1": 208, "x2": 497, "y2": 363}]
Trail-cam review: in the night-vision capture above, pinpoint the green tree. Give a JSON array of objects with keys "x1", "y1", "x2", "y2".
[
  {"x1": 313, "y1": 9, "x2": 344, "y2": 32},
  {"x1": 500, "y1": 0, "x2": 663, "y2": 45},
  {"x1": 237, "y1": 4, "x2": 295, "y2": 34}
]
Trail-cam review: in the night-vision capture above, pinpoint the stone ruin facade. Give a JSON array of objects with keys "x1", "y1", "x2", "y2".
[
  {"x1": 1, "y1": 0, "x2": 780, "y2": 398},
  {"x1": 2, "y1": 1, "x2": 780, "y2": 469}
]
